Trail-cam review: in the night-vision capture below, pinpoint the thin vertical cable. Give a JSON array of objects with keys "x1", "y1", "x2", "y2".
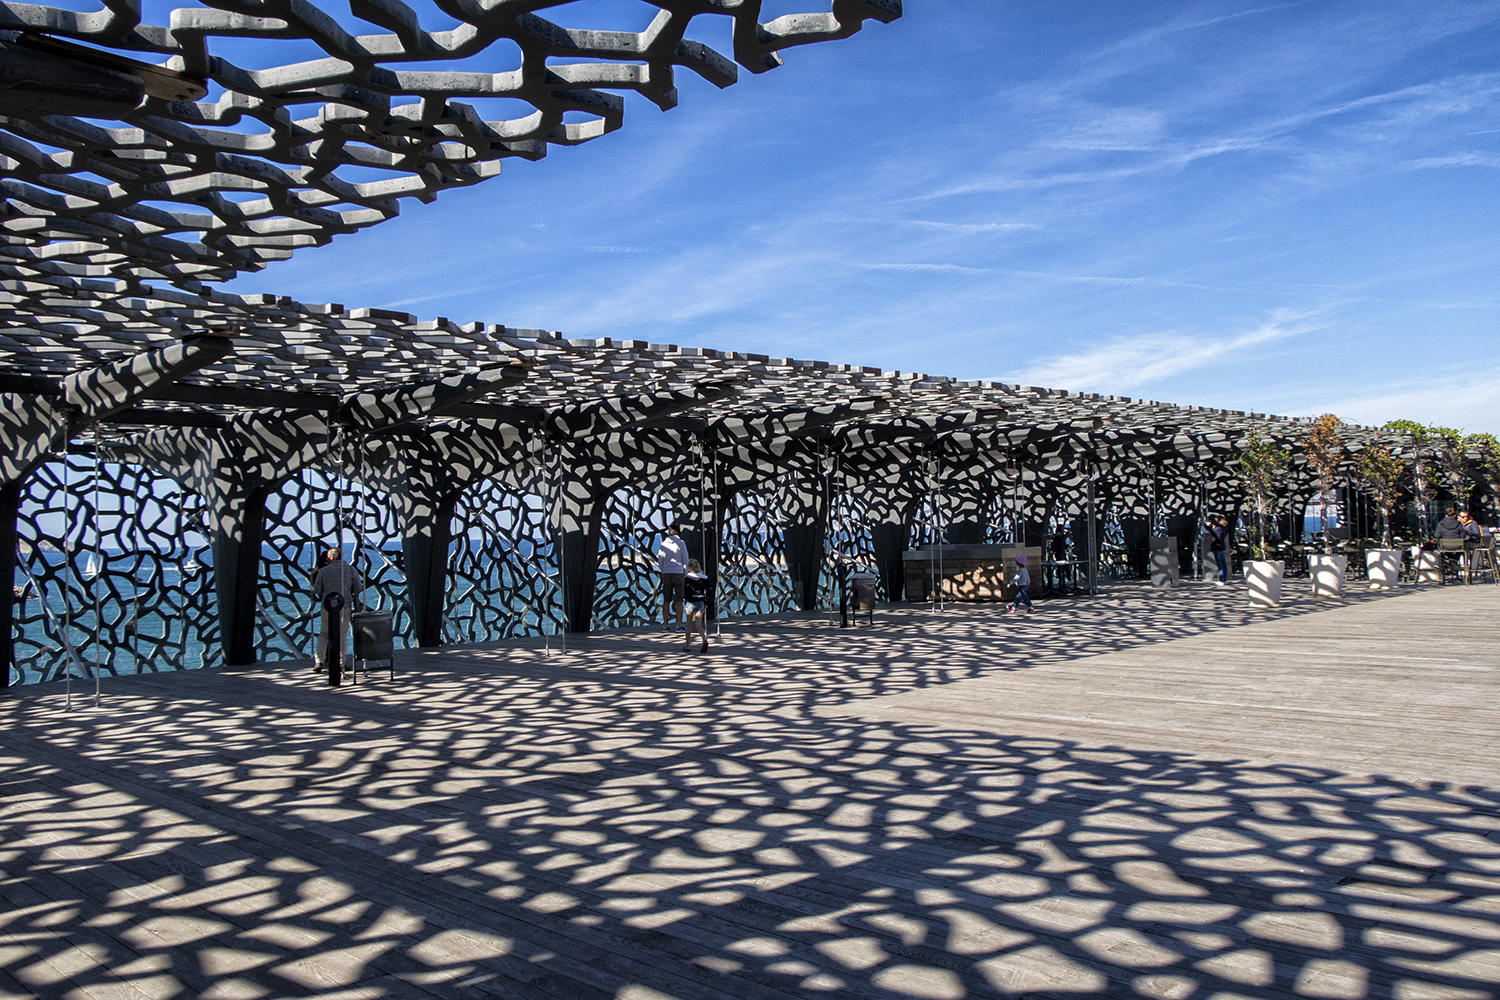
[
  {"x1": 713, "y1": 447, "x2": 721, "y2": 639},
  {"x1": 63, "y1": 451, "x2": 72, "y2": 710},
  {"x1": 92, "y1": 451, "x2": 101, "y2": 709}
]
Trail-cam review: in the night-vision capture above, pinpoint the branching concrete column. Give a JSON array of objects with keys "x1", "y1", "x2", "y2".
[
  {"x1": 352, "y1": 413, "x2": 536, "y2": 647},
  {"x1": 552, "y1": 462, "x2": 605, "y2": 634},
  {"x1": 114, "y1": 409, "x2": 331, "y2": 665},
  {"x1": 847, "y1": 448, "x2": 923, "y2": 603},
  {"x1": 780, "y1": 455, "x2": 827, "y2": 612}
]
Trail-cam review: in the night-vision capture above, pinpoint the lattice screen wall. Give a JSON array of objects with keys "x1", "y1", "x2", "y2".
[
  {"x1": 12, "y1": 453, "x2": 217, "y2": 685},
  {"x1": 11, "y1": 459, "x2": 953, "y2": 684},
  {"x1": 717, "y1": 489, "x2": 795, "y2": 618},
  {"x1": 592, "y1": 487, "x2": 676, "y2": 632},
  {"x1": 447, "y1": 479, "x2": 561, "y2": 644},
  {"x1": 257, "y1": 468, "x2": 413, "y2": 661},
  {"x1": 820, "y1": 491, "x2": 879, "y2": 606}
]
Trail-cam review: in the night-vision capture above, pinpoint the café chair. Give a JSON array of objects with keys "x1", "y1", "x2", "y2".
[
  {"x1": 1468, "y1": 538, "x2": 1498, "y2": 585},
  {"x1": 1436, "y1": 537, "x2": 1466, "y2": 585}
]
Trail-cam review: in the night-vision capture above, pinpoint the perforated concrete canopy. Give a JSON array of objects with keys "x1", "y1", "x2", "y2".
[
  {"x1": 0, "y1": 269, "x2": 1389, "y2": 454},
  {"x1": 0, "y1": 0, "x2": 1386, "y2": 451},
  {"x1": 0, "y1": 0, "x2": 898, "y2": 284}
]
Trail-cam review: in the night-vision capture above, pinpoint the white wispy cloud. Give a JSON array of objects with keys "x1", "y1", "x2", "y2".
[
  {"x1": 1401, "y1": 152, "x2": 1500, "y2": 170},
  {"x1": 1011, "y1": 310, "x2": 1326, "y2": 392},
  {"x1": 858, "y1": 263, "x2": 990, "y2": 275},
  {"x1": 378, "y1": 290, "x2": 467, "y2": 309},
  {"x1": 1288, "y1": 366, "x2": 1500, "y2": 432},
  {"x1": 905, "y1": 220, "x2": 1039, "y2": 233},
  {"x1": 585, "y1": 246, "x2": 650, "y2": 253}
]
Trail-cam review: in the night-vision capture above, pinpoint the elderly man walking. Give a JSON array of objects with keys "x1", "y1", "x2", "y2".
[
  {"x1": 311, "y1": 546, "x2": 364, "y2": 672},
  {"x1": 658, "y1": 523, "x2": 689, "y2": 633}
]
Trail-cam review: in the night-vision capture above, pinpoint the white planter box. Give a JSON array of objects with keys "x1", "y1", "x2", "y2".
[
  {"x1": 1412, "y1": 547, "x2": 1441, "y2": 585},
  {"x1": 1366, "y1": 549, "x2": 1401, "y2": 589},
  {"x1": 1309, "y1": 553, "x2": 1347, "y2": 598},
  {"x1": 1244, "y1": 560, "x2": 1284, "y2": 607}
]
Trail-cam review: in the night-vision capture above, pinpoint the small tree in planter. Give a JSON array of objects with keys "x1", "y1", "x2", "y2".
[
  {"x1": 1428, "y1": 425, "x2": 1469, "y2": 510},
  {"x1": 1303, "y1": 413, "x2": 1347, "y2": 555},
  {"x1": 1354, "y1": 444, "x2": 1403, "y2": 548},
  {"x1": 1235, "y1": 432, "x2": 1292, "y2": 607},
  {"x1": 1467, "y1": 433, "x2": 1500, "y2": 522},
  {"x1": 1354, "y1": 443, "x2": 1405, "y2": 589},
  {"x1": 1236, "y1": 432, "x2": 1290, "y2": 561}
]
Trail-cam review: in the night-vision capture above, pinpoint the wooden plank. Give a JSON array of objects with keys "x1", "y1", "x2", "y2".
[{"x1": 3, "y1": 580, "x2": 1500, "y2": 1000}]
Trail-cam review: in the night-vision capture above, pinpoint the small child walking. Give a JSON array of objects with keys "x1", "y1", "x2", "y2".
[
  {"x1": 1005, "y1": 554, "x2": 1033, "y2": 614},
  {"x1": 682, "y1": 559, "x2": 712, "y2": 653}
]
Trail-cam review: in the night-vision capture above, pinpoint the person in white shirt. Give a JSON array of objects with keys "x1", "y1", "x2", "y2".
[{"x1": 657, "y1": 523, "x2": 689, "y2": 633}]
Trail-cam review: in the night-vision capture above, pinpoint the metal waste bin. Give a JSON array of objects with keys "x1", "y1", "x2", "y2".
[
  {"x1": 850, "y1": 573, "x2": 878, "y2": 624},
  {"x1": 351, "y1": 610, "x2": 394, "y2": 681}
]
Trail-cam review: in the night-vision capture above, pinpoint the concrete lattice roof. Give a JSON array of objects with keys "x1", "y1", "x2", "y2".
[
  {"x1": 0, "y1": 271, "x2": 1385, "y2": 451},
  {"x1": 0, "y1": 0, "x2": 898, "y2": 284},
  {"x1": 0, "y1": 1, "x2": 1389, "y2": 453}
]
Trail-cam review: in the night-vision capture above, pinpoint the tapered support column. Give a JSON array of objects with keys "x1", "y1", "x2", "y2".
[
  {"x1": 783, "y1": 518, "x2": 826, "y2": 611},
  {"x1": 555, "y1": 519, "x2": 603, "y2": 633},
  {"x1": 550, "y1": 462, "x2": 604, "y2": 634},
  {"x1": 403, "y1": 491, "x2": 458, "y2": 647},
  {"x1": 212, "y1": 489, "x2": 270, "y2": 666},
  {"x1": 1, "y1": 479, "x2": 20, "y2": 687},
  {"x1": 871, "y1": 520, "x2": 908, "y2": 604},
  {"x1": 943, "y1": 484, "x2": 988, "y2": 544}
]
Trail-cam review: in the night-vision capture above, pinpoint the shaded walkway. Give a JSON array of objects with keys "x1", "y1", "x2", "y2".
[{"x1": 2, "y1": 581, "x2": 1498, "y2": 999}]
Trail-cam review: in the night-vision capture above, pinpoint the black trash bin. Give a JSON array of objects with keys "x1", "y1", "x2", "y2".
[
  {"x1": 351, "y1": 610, "x2": 394, "y2": 681},
  {"x1": 851, "y1": 573, "x2": 878, "y2": 625}
]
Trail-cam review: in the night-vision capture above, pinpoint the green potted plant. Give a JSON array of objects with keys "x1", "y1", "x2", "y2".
[
  {"x1": 1302, "y1": 414, "x2": 1348, "y2": 597},
  {"x1": 1236, "y1": 431, "x2": 1291, "y2": 607},
  {"x1": 1353, "y1": 443, "x2": 1403, "y2": 588}
]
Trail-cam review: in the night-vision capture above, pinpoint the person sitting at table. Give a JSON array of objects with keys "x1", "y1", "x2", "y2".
[
  {"x1": 1436, "y1": 508, "x2": 1466, "y2": 581},
  {"x1": 1436, "y1": 508, "x2": 1465, "y2": 540}
]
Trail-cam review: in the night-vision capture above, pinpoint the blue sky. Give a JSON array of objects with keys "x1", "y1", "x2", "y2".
[{"x1": 225, "y1": 1, "x2": 1500, "y2": 433}]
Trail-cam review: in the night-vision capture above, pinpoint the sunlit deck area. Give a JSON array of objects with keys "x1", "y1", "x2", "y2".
[{"x1": 3, "y1": 581, "x2": 1499, "y2": 1000}]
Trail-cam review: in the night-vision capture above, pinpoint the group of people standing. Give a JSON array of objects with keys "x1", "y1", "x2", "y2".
[{"x1": 657, "y1": 523, "x2": 712, "y2": 653}]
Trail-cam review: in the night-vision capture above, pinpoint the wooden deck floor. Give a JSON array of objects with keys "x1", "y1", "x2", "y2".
[{"x1": 2, "y1": 580, "x2": 1498, "y2": 1000}]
